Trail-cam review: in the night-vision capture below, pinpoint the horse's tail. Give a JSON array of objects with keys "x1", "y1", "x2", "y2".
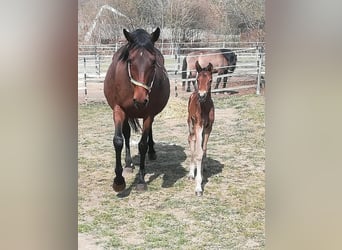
[
  {"x1": 182, "y1": 56, "x2": 187, "y2": 84},
  {"x1": 220, "y1": 48, "x2": 237, "y2": 73},
  {"x1": 128, "y1": 118, "x2": 141, "y2": 133}
]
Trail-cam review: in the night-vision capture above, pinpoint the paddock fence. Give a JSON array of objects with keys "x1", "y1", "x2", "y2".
[{"x1": 78, "y1": 42, "x2": 265, "y2": 102}]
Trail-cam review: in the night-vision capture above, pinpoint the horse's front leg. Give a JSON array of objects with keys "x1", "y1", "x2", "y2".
[
  {"x1": 187, "y1": 72, "x2": 195, "y2": 92},
  {"x1": 148, "y1": 127, "x2": 157, "y2": 160},
  {"x1": 215, "y1": 75, "x2": 222, "y2": 89},
  {"x1": 186, "y1": 78, "x2": 191, "y2": 92},
  {"x1": 112, "y1": 107, "x2": 126, "y2": 192},
  {"x1": 223, "y1": 69, "x2": 228, "y2": 88},
  {"x1": 136, "y1": 116, "x2": 154, "y2": 191}
]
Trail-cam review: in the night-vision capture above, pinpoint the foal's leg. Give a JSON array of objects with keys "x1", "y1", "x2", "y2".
[
  {"x1": 123, "y1": 119, "x2": 134, "y2": 172},
  {"x1": 202, "y1": 126, "x2": 213, "y2": 172},
  {"x1": 148, "y1": 127, "x2": 157, "y2": 160},
  {"x1": 112, "y1": 107, "x2": 126, "y2": 192},
  {"x1": 136, "y1": 116, "x2": 154, "y2": 191},
  {"x1": 194, "y1": 125, "x2": 204, "y2": 196},
  {"x1": 188, "y1": 120, "x2": 196, "y2": 179},
  {"x1": 202, "y1": 107, "x2": 215, "y2": 172}
]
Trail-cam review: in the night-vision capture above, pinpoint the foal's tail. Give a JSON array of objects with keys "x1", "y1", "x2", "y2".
[
  {"x1": 182, "y1": 56, "x2": 187, "y2": 84},
  {"x1": 128, "y1": 118, "x2": 141, "y2": 133}
]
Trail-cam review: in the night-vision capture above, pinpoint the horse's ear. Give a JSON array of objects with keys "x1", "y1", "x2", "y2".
[
  {"x1": 123, "y1": 29, "x2": 133, "y2": 43},
  {"x1": 151, "y1": 27, "x2": 160, "y2": 43},
  {"x1": 195, "y1": 61, "x2": 202, "y2": 72},
  {"x1": 207, "y1": 63, "x2": 213, "y2": 72}
]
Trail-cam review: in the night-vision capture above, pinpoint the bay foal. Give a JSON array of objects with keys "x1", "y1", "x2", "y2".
[{"x1": 187, "y1": 61, "x2": 215, "y2": 196}]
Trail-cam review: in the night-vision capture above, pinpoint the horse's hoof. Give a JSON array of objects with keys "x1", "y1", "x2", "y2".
[
  {"x1": 125, "y1": 161, "x2": 134, "y2": 168},
  {"x1": 123, "y1": 166, "x2": 134, "y2": 173},
  {"x1": 113, "y1": 177, "x2": 126, "y2": 192},
  {"x1": 188, "y1": 175, "x2": 195, "y2": 180},
  {"x1": 136, "y1": 183, "x2": 147, "y2": 191},
  {"x1": 186, "y1": 88, "x2": 191, "y2": 92},
  {"x1": 195, "y1": 191, "x2": 203, "y2": 197},
  {"x1": 148, "y1": 152, "x2": 157, "y2": 160}
]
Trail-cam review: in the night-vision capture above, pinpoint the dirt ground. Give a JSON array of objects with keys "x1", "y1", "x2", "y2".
[{"x1": 78, "y1": 70, "x2": 266, "y2": 248}]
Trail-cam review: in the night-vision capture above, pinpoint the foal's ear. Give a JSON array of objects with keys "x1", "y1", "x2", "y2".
[
  {"x1": 151, "y1": 27, "x2": 160, "y2": 43},
  {"x1": 123, "y1": 29, "x2": 133, "y2": 43},
  {"x1": 207, "y1": 62, "x2": 213, "y2": 72},
  {"x1": 195, "y1": 61, "x2": 202, "y2": 72}
]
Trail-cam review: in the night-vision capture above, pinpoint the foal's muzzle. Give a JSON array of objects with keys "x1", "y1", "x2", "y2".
[{"x1": 198, "y1": 91, "x2": 207, "y2": 102}]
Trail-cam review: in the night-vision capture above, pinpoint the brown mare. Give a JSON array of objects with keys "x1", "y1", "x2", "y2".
[
  {"x1": 182, "y1": 49, "x2": 237, "y2": 92},
  {"x1": 187, "y1": 61, "x2": 215, "y2": 196},
  {"x1": 104, "y1": 28, "x2": 170, "y2": 192}
]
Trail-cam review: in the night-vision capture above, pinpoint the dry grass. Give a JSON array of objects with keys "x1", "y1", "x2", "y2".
[{"x1": 78, "y1": 93, "x2": 265, "y2": 249}]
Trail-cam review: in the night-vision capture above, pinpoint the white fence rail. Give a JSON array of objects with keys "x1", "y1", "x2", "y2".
[{"x1": 78, "y1": 43, "x2": 265, "y2": 99}]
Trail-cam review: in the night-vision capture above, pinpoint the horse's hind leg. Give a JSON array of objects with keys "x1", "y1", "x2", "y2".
[
  {"x1": 123, "y1": 119, "x2": 134, "y2": 172},
  {"x1": 215, "y1": 75, "x2": 221, "y2": 89},
  {"x1": 148, "y1": 127, "x2": 157, "y2": 160}
]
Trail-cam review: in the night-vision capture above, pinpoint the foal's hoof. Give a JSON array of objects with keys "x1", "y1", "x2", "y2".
[
  {"x1": 112, "y1": 177, "x2": 126, "y2": 192},
  {"x1": 148, "y1": 152, "x2": 157, "y2": 160},
  {"x1": 136, "y1": 183, "x2": 148, "y2": 192},
  {"x1": 186, "y1": 87, "x2": 191, "y2": 92},
  {"x1": 195, "y1": 191, "x2": 203, "y2": 197}
]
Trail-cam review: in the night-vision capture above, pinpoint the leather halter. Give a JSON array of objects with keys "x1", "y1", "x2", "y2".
[{"x1": 127, "y1": 62, "x2": 155, "y2": 93}]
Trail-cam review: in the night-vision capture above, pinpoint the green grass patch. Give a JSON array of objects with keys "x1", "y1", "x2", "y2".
[{"x1": 78, "y1": 93, "x2": 265, "y2": 248}]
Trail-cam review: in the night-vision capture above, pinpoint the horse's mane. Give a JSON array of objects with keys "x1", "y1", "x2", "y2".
[
  {"x1": 119, "y1": 29, "x2": 156, "y2": 61},
  {"x1": 219, "y1": 48, "x2": 236, "y2": 63}
]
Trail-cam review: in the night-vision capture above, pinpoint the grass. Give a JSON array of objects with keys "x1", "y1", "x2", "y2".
[{"x1": 78, "y1": 93, "x2": 265, "y2": 249}]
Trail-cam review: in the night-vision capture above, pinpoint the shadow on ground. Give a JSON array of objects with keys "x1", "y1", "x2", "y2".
[
  {"x1": 117, "y1": 142, "x2": 187, "y2": 197},
  {"x1": 202, "y1": 157, "x2": 224, "y2": 192}
]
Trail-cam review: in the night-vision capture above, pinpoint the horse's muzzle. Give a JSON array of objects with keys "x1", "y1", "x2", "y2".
[
  {"x1": 133, "y1": 98, "x2": 149, "y2": 109},
  {"x1": 198, "y1": 91, "x2": 207, "y2": 102}
]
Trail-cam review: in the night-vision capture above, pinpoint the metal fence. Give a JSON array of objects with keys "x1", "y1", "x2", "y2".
[{"x1": 78, "y1": 42, "x2": 265, "y2": 100}]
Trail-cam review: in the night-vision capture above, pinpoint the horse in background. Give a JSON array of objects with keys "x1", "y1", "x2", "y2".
[
  {"x1": 104, "y1": 27, "x2": 170, "y2": 192},
  {"x1": 182, "y1": 49, "x2": 237, "y2": 92},
  {"x1": 187, "y1": 61, "x2": 215, "y2": 196}
]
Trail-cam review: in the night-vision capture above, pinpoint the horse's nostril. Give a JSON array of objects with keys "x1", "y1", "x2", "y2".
[{"x1": 132, "y1": 98, "x2": 148, "y2": 109}]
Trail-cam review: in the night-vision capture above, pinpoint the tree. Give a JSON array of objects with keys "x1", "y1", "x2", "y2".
[{"x1": 78, "y1": 0, "x2": 265, "y2": 44}]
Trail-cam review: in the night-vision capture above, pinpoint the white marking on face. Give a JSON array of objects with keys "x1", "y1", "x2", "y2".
[{"x1": 140, "y1": 51, "x2": 143, "y2": 56}]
